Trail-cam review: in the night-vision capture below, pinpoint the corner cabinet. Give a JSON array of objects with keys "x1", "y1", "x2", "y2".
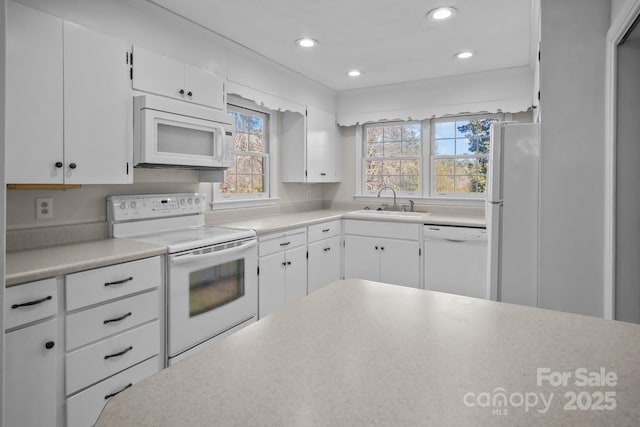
[
  {"x1": 281, "y1": 106, "x2": 341, "y2": 183},
  {"x1": 6, "y1": 2, "x2": 132, "y2": 184},
  {"x1": 132, "y1": 45, "x2": 225, "y2": 110}
]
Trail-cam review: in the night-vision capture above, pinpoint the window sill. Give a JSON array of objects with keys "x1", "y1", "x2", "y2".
[{"x1": 211, "y1": 197, "x2": 280, "y2": 210}]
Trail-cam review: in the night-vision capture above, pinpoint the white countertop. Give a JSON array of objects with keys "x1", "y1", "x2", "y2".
[
  {"x1": 96, "y1": 279, "x2": 640, "y2": 427},
  {"x1": 6, "y1": 239, "x2": 166, "y2": 286},
  {"x1": 218, "y1": 209, "x2": 485, "y2": 234}
]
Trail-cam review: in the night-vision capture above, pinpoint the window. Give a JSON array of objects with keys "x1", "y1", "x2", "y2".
[
  {"x1": 431, "y1": 116, "x2": 497, "y2": 197},
  {"x1": 214, "y1": 103, "x2": 270, "y2": 203},
  {"x1": 359, "y1": 114, "x2": 501, "y2": 200},
  {"x1": 363, "y1": 122, "x2": 422, "y2": 195}
]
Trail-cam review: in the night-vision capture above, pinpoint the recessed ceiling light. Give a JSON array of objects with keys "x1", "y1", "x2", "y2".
[
  {"x1": 348, "y1": 70, "x2": 361, "y2": 77},
  {"x1": 427, "y1": 6, "x2": 457, "y2": 22},
  {"x1": 455, "y1": 51, "x2": 474, "y2": 60},
  {"x1": 296, "y1": 38, "x2": 318, "y2": 48}
]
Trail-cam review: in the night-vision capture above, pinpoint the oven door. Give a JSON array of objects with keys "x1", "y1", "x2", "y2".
[{"x1": 167, "y1": 238, "x2": 257, "y2": 358}]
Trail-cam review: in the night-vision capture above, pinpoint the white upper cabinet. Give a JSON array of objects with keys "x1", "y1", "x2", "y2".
[
  {"x1": 132, "y1": 46, "x2": 225, "y2": 110},
  {"x1": 63, "y1": 22, "x2": 132, "y2": 184},
  {"x1": 6, "y1": 3, "x2": 132, "y2": 184},
  {"x1": 281, "y1": 106, "x2": 341, "y2": 183},
  {"x1": 6, "y1": 1, "x2": 64, "y2": 183}
]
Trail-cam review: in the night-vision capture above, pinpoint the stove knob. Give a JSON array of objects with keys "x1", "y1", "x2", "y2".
[
  {"x1": 194, "y1": 197, "x2": 200, "y2": 204},
  {"x1": 130, "y1": 201, "x2": 137, "y2": 209},
  {"x1": 119, "y1": 201, "x2": 127, "y2": 210},
  {"x1": 180, "y1": 198, "x2": 186, "y2": 206},
  {"x1": 188, "y1": 198, "x2": 193, "y2": 205}
]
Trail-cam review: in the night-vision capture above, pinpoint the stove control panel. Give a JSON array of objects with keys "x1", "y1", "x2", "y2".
[{"x1": 108, "y1": 193, "x2": 206, "y2": 222}]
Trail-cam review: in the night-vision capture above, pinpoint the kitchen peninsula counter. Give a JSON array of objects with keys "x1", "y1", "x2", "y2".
[{"x1": 96, "y1": 279, "x2": 640, "y2": 426}]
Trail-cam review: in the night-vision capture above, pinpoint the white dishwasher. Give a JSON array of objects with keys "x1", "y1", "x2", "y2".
[{"x1": 423, "y1": 225, "x2": 488, "y2": 299}]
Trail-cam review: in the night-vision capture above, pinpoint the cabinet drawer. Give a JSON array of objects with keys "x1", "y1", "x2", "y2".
[
  {"x1": 66, "y1": 355, "x2": 161, "y2": 427},
  {"x1": 344, "y1": 220, "x2": 420, "y2": 241},
  {"x1": 66, "y1": 256, "x2": 161, "y2": 311},
  {"x1": 6, "y1": 278, "x2": 58, "y2": 329},
  {"x1": 259, "y1": 227, "x2": 307, "y2": 256},
  {"x1": 308, "y1": 220, "x2": 341, "y2": 242},
  {"x1": 66, "y1": 320, "x2": 160, "y2": 395},
  {"x1": 66, "y1": 289, "x2": 159, "y2": 351}
]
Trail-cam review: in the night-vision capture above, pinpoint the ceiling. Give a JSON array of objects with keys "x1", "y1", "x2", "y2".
[{"x1": 149, "y1": 0, "x2": 535, "y2": 91}]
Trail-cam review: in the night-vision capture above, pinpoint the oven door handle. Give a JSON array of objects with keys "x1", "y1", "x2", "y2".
[{"x1": 170, "y1": 241, "x2": 257, "y2": 266}]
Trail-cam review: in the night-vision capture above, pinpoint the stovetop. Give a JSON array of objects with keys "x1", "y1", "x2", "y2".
[{"x1": 124, "y1": 225, "x2": 255, "y2": 253}]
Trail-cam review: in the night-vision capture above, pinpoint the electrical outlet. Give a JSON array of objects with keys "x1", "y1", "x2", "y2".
[
  {"x1": 306, "y1": 190, "x2": 311, "y2": 200},
  {"x1": 36, "y1": 198, "x2": 53, "y2": 220}
]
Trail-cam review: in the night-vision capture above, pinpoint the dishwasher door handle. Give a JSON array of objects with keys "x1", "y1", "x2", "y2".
[{"x1": 444, "y1": 238, "x2": 466, "y2": 243}]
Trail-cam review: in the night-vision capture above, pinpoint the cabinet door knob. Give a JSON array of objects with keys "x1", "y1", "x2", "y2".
[
  {"x1": 45, "y1": 341, "x2": 55, "y2": 350},
  {"x1": 69, "y1": 162, "x2": 77, "y2": 169},
  {"x1": 287, "y1": 261, "x2": 292, "y2": 265},
  {"x1": 179, "y1": 89, "x2": 185, "y2": 95},
  {"x1": 187, "y1": 91, "x2": 193, "y2": 97},
  {"x1": 320, "y1": 172, "x2": 327, "y2": 176},
  {"x1": 282, "y1": 262, "x2": 287, "y2": 267},
  {"x1": 380, "y1": 247, "x2": 385, "y2": 251},
  {"x1": 374, "y1": 246, "x2": 379, "y2": 250},
  {"x1": 55, "y1": 161, "x2": 63, "y2": 168}
]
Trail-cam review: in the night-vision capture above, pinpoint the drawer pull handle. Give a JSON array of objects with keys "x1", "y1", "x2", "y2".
[
  {"x1": 323, "y1": 247, "x2": 331, "y2": 252},
  {"x1": 322, "y1": 229, "x2": 330, "y2": 232},
  {"x1": 45, "y1": 341, "x2": 55, "y2": 350},
  {"x1": 103, "y1": 312, "x2": 133, "y2": 324},
  {"x1": 11, "y1": 295, "x2": 52, "y2": 309},
  {"x1": 104, "y1": 276, "x2": 133, "y2": 287},
  {"x1": 279, "y1": 242, "x2": 291, "y2": 247},
  {"x1": 104, "y1": 346, "x2": 133, "y2": 360},
  {"x1": 104, "y1": 383, "x2": 132, "y2": 400}
]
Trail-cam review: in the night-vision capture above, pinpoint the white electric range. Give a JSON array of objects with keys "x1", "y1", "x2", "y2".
[{"x1": 108, "y1": 193, "x2": 258, "y2": 365}]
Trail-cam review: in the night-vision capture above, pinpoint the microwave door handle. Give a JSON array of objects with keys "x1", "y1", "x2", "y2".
[
  {"x1": 216, "y1": 126, "x2": 225, "y2": 160},
  {"x1": 170, "y1": 241, "x2": 257, "y2": 266}
]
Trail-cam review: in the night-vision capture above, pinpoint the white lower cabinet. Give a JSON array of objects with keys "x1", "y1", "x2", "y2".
[
  {"x1": 66, "y1": 356, "x2": 160, "y2": 427},
  {"x1": 258, "y1": 228, "x2": 308, "y2": 318},
  {"x1": 344, "y1": 220, "x2": 421, "y2": 288},
  {"x1": 307, "y1": 220, "x2": 342, "y2": 294},
  {"x1": 64, "y1": 256, "x2": 163, "y2": 427},
  {"x1": 5, "y1": 317, "x2": 59, "y2": 427}
]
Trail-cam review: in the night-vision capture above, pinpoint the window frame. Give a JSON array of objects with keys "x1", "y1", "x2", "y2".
[
  {"x1": 355, "y1": 113, "x2": 506, "y2": 203},
  {"x1": 212, "y1": 97, "x2": 278, "y2": 208},
  {"x1": 361, "y1": 121, "x2": 423, "y2": 197}
]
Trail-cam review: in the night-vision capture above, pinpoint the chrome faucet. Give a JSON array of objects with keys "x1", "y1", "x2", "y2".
[{"x1": 377, "y1": 185, "x2": 398, "y2": 210}]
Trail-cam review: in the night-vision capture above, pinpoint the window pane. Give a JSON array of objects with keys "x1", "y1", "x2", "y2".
[
  {"x1": 382, "y1": 160, "x2": 401, "y2": 176},
  {"x1": 401, "y1": 159, "x2": 420, "y2": 175},
  {"x1": 384, "y1": 141, "x2": 402, "y2": 157},
  {"x1": 236, "y1": 175, "x2": 252, "y2": 193},
  {"x1": 235, "y1": 133, "x2": 248, "y2": 151},
  {"x1": 365, "y1": 160, "x2": 383, "y2": 176},
  {"x1": 235, "y1": 155, "x2": 252, "y2": 174},
  {"x1": 384, "y1": 175, "x2": 401, "y2": 189},
  {"x1": 435, "y1": 139, "x2": 455, "y2": 155},
  {"x1": 251, "y1": 157, "x2": 263, "y2": 174},
  {"x1": 435, "y1": 122, "x2": 455, "y2": 139},
  {"x1": 402, "y1": 124, "x2": 421, "y2": 141},
  {"x1": 247, "y1": 134, "x2": 262, "y2": 152},
  {"x1": 455, "y1": 137, "x2": 473, "y2": 155},
  {"x1": 366, "y1": 127, "x2": 384, "y2": 143},
  {"x1": 402, "y1": 140, "x2": 420, "y2": 155},
  {"x1": 455, "y1": 120, "x2": 471, "y2": 137},
  {"x1": 455, "y1": 175, "x2": 472, "y2": 193},
  {"x1": 367, "y1": 142, "x2": 383, "y2": 157},
  {"x1": 434, "y1": 176, "x2": 454, "y2": 193},
  {"x1": 253, "y1": 175, "x2": 264, "y2": 192},
  {"x1": 434, "y1": 158, "x2": 455, "y2": 175},
  {"x1": 455, "y1": 158, "x2": 473, "y2": 175},
  {"x1": 248, "y1": 116, "x2": 263, "y2": 134},
  {"x1": 366, "y1": 175, "x2": 383, "y2": 192},
  {"x1": 383, "y1": 125, "x2": 402, "y2": 142},
  {"x1": 400, "y1": 176, "x2": 419, "y2": 192}
]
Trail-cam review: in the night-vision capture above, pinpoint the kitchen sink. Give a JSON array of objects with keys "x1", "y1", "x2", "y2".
[{"x1": 349, "y1": 209, "x2": 430, "y2": 218}]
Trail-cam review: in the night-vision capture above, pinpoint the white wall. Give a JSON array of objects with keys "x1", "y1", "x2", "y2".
[
  {"x1": 615, "y1": 35, "x2": 640, "y2": 322},
  {"x1": 538, "y1": 0, "x2": 610, "y2": 317},
  {"x1": 6, "y1": 0, "x2": 335, "y2": 231},
  {"x1": 612, "y1": 0, "x2": 629, "y2": 22}
]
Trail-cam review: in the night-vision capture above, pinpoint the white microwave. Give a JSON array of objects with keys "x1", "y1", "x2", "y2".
[{"x1": 133, "y1": 95, "x2": 234, "y2": 169}]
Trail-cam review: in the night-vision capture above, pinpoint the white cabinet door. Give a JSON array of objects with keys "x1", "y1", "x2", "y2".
[
  {"x1": 184, "y1": 64, "x2": 225, "y2": 109},
  {"x1": 284, "y1": 246, "x2": 308, "y2": 304},
  {"x1": 344, "y1": 235, "x2": 380, "y2": 282},
  {"x1": 5, "y1": 318, "x2": 58, "y2": 427},
  {"x1": 306, "y1": 105, "x2": 337, "y2": 182},
  {"x1": 379, "y1": 238, "x2": 420, "y2": 288},
  {"x1": 64, "y1": 22, "x2": 132, "y2": 184},
  {"x1": 308, "y1": 236, "x2": 342, "y2": 294},
  {"x1": 259, "y1": 251, "x2": 287, "y2": 318},
  {"x1": 6, "y1": 1, "x2": 64, "y2": 183},
  {"x1": 132, "y1": 45, "x2": 184, "y2": 99}
]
